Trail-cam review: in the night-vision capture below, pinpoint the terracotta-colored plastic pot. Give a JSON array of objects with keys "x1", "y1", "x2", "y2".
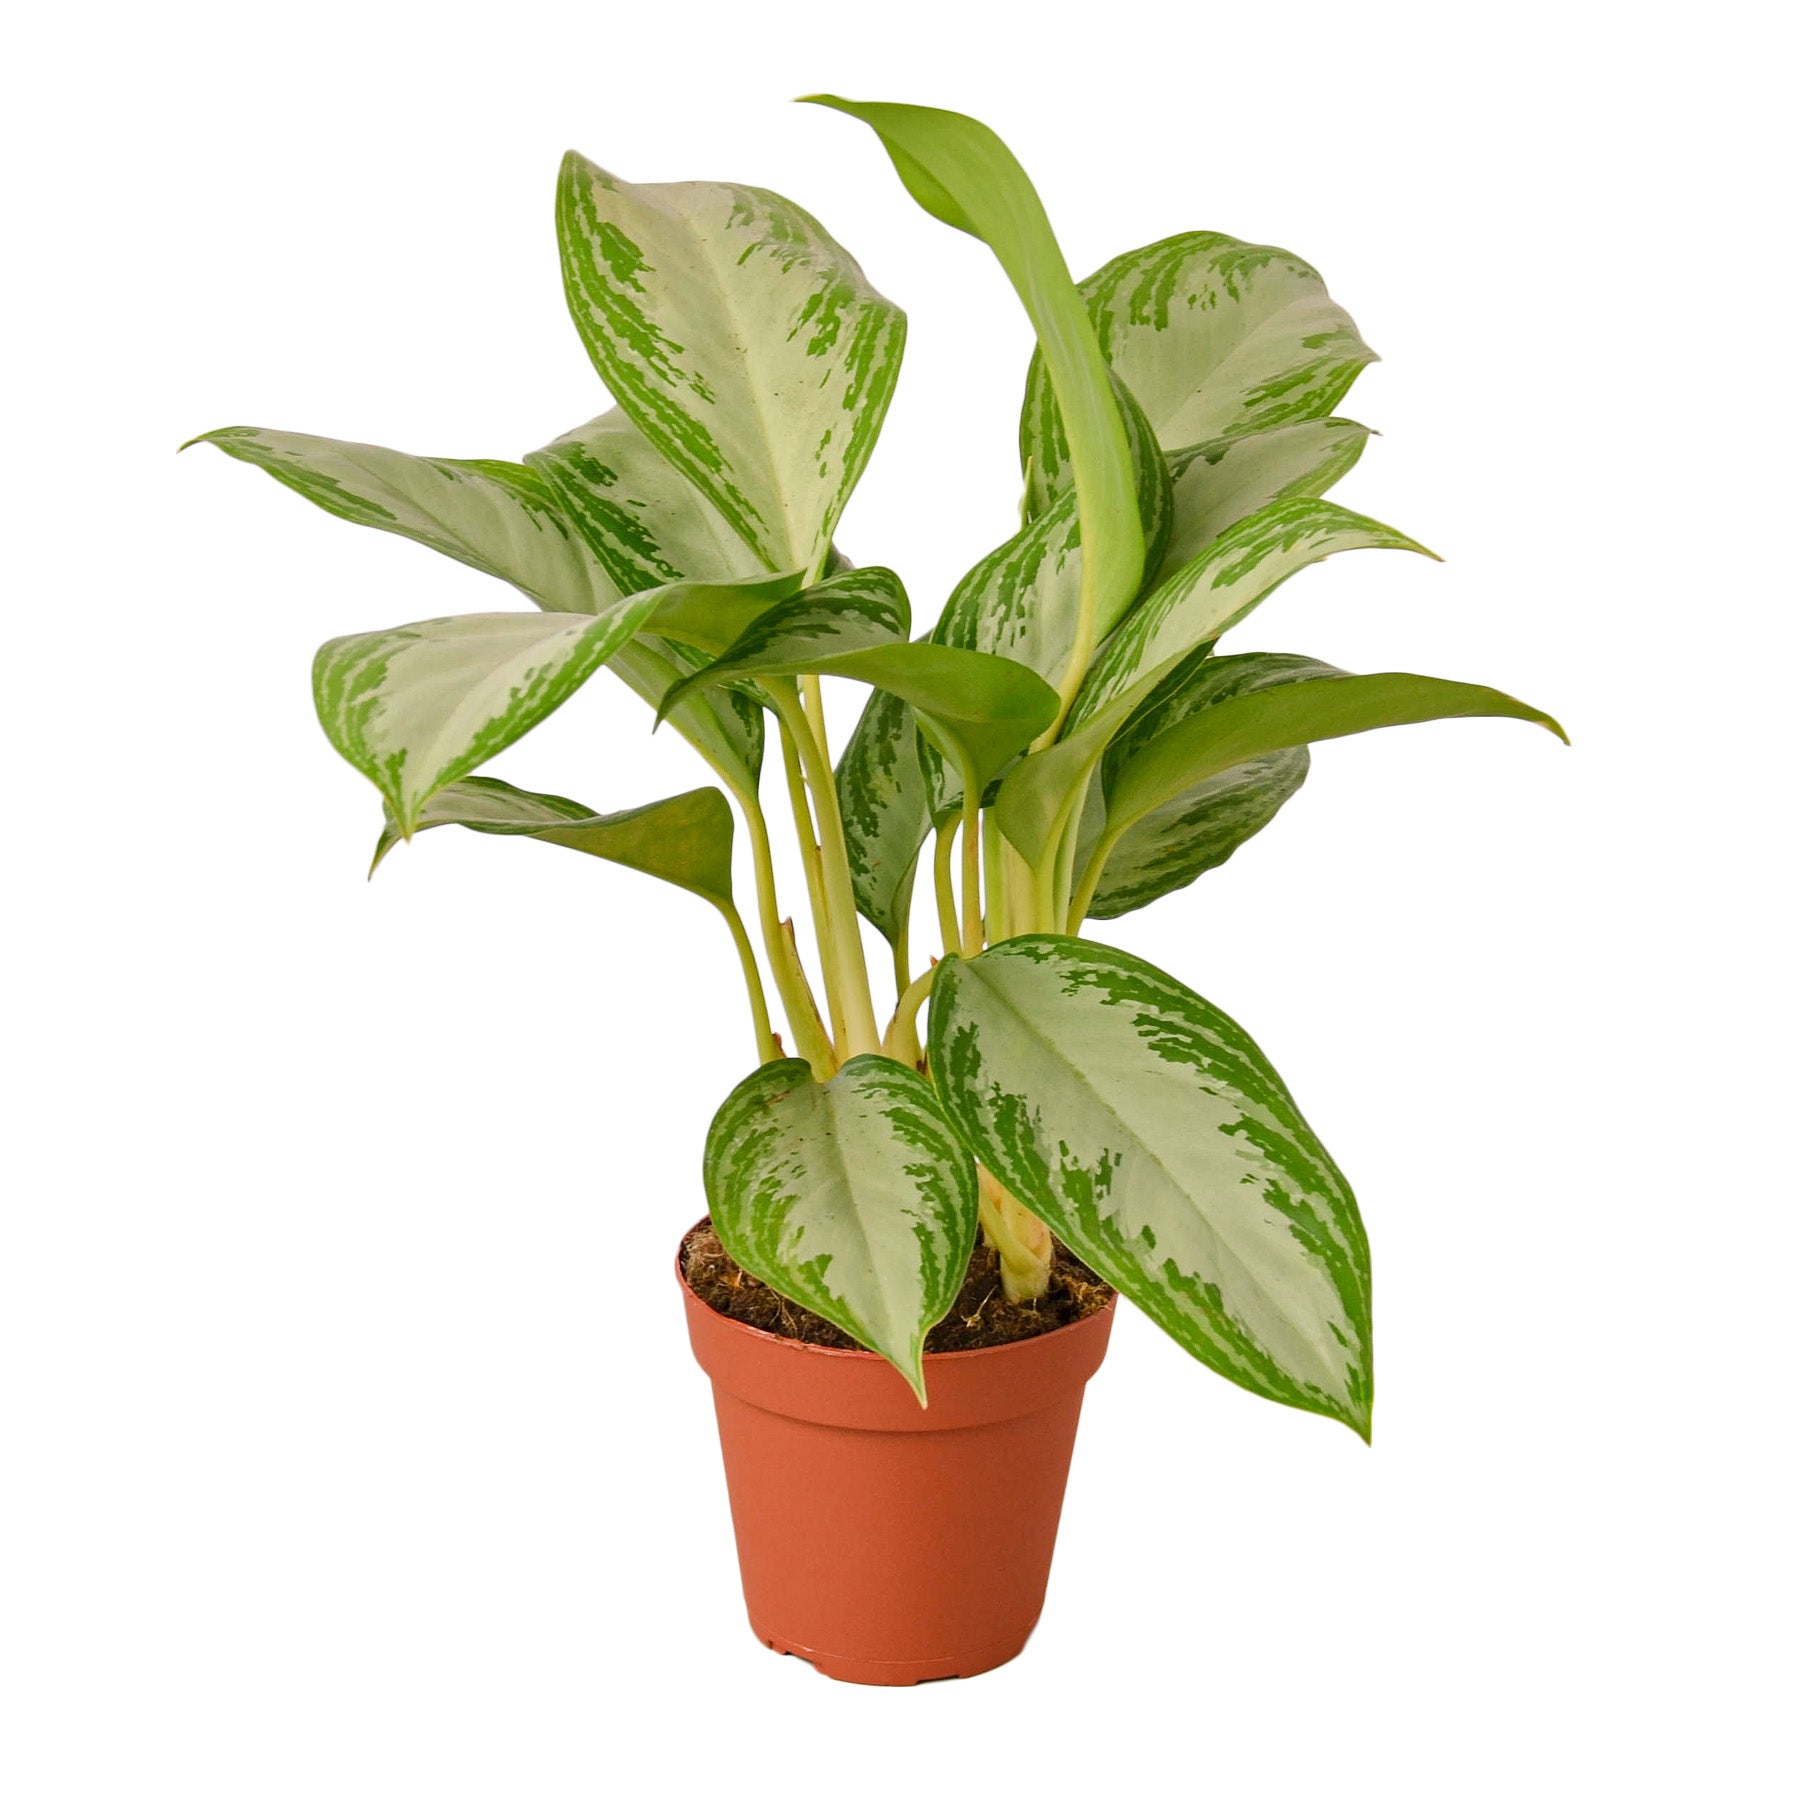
[{"x1": 680, "y1": 1227, "x2": 1116, "y2": 1685}]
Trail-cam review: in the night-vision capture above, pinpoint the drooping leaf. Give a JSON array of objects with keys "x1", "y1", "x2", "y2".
[
  {"x1": 186, "y1": 426, "x2": 612, "y2": 614},
  {"x1": 929, "y1": 936, "x2": 1373, "y2": 1436},
  {"x1": 1021, "y1": 231, "x2": 1377, "y2": 509},
  {"x1": 313, "y1": 574, "x2": 798, "y2": 833},
  {"x1": 525, "y1": 408, "x2": 767, "y2": 596},
  {"x1": 704, "y1": 1054, "x2": 980, "y2": 1398},
  {"x1": 1068, "y1": 497, "x2": 1436, "y2": 731},
  {"x1": 556, "y1": 157, "x2": 906, "y2": 576},
  {"x1": 806, "y1": 97, "x2": 1144, "y2": 674},
  {"x1": 1075, "y1": 652, "x2": 1341, "y2": 918},
  {"x1": 836, "y1": 686, "x2": 932, "y2": 946},
  {"x1": 1155, "y1": 418, "x2": 1373, "y2": 582},
  {"x1": 656, "y1": 566, "x2": 911, "y2": 722},
  {"x1": 1100, "y1": 668, "x2": 1569, "y2": 843},
  {"x1": 371, "y1": 776, "x2": 736, "y2": 907}
]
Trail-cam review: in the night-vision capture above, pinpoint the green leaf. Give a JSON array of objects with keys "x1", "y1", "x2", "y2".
[
  {"x1": 1101, "y1": 667, "x2": 1569, "y2": 841},
  {"x1": 314, "y1": 574, "x2": 795, "y2": 833},
  {"x1": 836, "y1": 686, "x2": 932, "y2": 946},
  {"x1": 1076, "y1": 652, "x2": 1340, "y2": 919},
  {"x1": 1155, "y1": 417, "x2": 1373, "y2": 583},
  {"x1": 371, "y1": 776, "x2": 736, "y2": 907},
  {"x1": 607, "y1": 635, "x2": 765, "y2": 798},
  {"x1": 556, "y1": 157, "x2": 906, "y2": 576},
  {"x1": 806, "y1": 97, "x2": 1144, "y2": 680},
  {"x1": 655, "y1": 566, "x2": 911, "y2": 723},
  {"x1": 703, "y1": 1055, "x2": 980, "y2": 1399},
  {"x1": 1068, "y1": 496, "x2": 1436, "y2": 731},
  {"x1": 186, "y1": 426, "x2": 612, "y2": 614},
  {"x1": 1021, "y1": 231, "x2": 1377, "y2": 506},
  {"x1": 525, "y1": 408, "x2": 768, "y2": 596},
  {"x1": 929, "y1": 936, "x2": 1373, "y2": 1437}
]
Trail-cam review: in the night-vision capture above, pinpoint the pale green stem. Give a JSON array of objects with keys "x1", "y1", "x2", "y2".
[
  {"x1": 800, "y1": 671, "x2": 832, "y2": 766},
  {"x1": 960, "y1": 788, "x2": 984, "y2": 959},
  {"x1": 715, "y1": 898, "x2": 778, "y2": 1064},
  {"x1": 978, "y1": 1164, "x2": 1053, "y2": 1301},
  {"x1": 777, "y1": 715, "x2": 836, "y2": 1030},
  {"x1": 1066, "y1": 821, "x2": 1124, "y2": 933},
  {"x1": 883, "y1": 962, "x2": 935, "y2": 1068},
  {"x1": 740, "y1": 790, "x2": 836, "y2": 1078},
  {"x1": 771, "y1": 682, "x2": 882, "y2": 1060},
  {"x1": 891, "y1": 915, "x2": 912, "y2": 1009},
  {"x1": 982, "y1": 810, "x2": 1010, "y2": 944},
  {"x1": 932, "y1": 822, "x2": 960, "y2": 958},
  {"x1": 1053, "y1": 805, "x2": 1082, "y2": 933}
]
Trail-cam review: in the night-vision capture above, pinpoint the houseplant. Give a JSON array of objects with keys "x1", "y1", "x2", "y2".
[{"x1": 188, "y1": 98, "x2": 1564, "y2": 1683}]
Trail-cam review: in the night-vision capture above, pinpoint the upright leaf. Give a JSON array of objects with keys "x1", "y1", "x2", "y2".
[
  {"x1": 836, "y1": 687, "x2": 932, "y2": 946},
  {"x1": 187, "y1": 426, "x2": 611, "y2": 614},
  {"x1": 930, "y1": 937, "x2": 1373, "y2": 1436},
  {"x1": 525, "y1": 408, "x2": 767, "y2": 596},
  {"x1": 556, "y1": 158, "x2": 906, "y2": 576},
  {"x1": 1021, "y1": 231, "x2": 1377, "y2": 507},
  {"x1": 806, "y1": 98, "x2": 1145, "y2": 683},
  {"x1": 371, "y1": 776, "x2": 737, "y2": 907},
  {"x1": 704, "y1": 1055, "x2": 980, "y2": 1399}
]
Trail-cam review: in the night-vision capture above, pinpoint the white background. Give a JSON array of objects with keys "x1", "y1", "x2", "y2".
[{"x1": 4, "y1": 2, "x2": 1793, "y2": 1794}]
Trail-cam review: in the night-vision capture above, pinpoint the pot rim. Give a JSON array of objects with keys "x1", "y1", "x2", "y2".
[{"x1": 676, "y1": 1216, "x2": 1117, "y2": 1368}]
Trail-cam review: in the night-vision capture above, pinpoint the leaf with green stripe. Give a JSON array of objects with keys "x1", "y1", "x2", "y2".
[
  {"x1": 1075, "y1": 651, "x2": 1342, "y2": 919},
  {"x1": 314, "y1": 574, "x2": 799, "y2": 833},
  {"x1": 656, "y1": 566, "x2": 910, "y2": 722},
  {"x1": 371, "y1": 776, "x2": 736, "y2": 907},
  {"x1": 186, "y1": 426, "x2": 611, "y2": 614},
  {"x1": 1021, "y1": 231, "x2": 1377, "y2": 511},
  {"x1": 524, "y1": 407, "x2": 767, "y2": 597},
  {"x1": 704, "y1": 1054, "x2": 979, "y2": 1399},
  {"x1": 556, "y1": 157, "x2": 905, "y2": 577},
  {"x1": 934, "y1": 378, "x2": 1172, "y2": 694},
  {"x1": 836, "y1": 686, "x2": 932, "y2": 946},
  {"x1": 608, "y1": 635, "x2": 765, "y2": 799},
  {"x1": 1155, "y1": 417, "x2": 1373, "y2": 582},
  {"x1": 1068, "y1": 496, "x2": 1436, "y2": 731},
  {"x1": 929, "y1": 936, "x2": 1374, "y2": 1436},
  {"x1": 806, "y1": 97, "x2": 1145, "y2": 693}
]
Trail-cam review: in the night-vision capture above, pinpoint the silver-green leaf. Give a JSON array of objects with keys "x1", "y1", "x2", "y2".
[
  {"x1": 556, "y1": 157, "x2": 906, "y2": 577},
  {"x1": 929, "y1": 936, "x2": 1373, "y2": 1437},
  {"x1": 1021, "y1": 231, "x2": 1377, "y2": 509},
  {"x1": 836, "y1": 687, "x2": 932, "y2": 947},
  {"x1": 187, "y1": 426, "x2": 611, "y2": 614},
  {"x1": 704, "y1": 1054, "x2": 980, "y2": 1399}
]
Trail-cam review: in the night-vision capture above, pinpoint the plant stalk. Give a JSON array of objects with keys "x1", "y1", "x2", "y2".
[
  {"x1": 977, "y1": 1164, "x2": 1054, "y2": 1301},
  {"x1": 932, "y1": 822, "x2": 960, "y2": 957},
  {"x1": 740, "y1": 790, "x2": 836, "y2": 1077},
  {"x1": 716, "y1": 899, "x2": 779, "y2": 1063},
  {"x1": 959, "y1": 788, "x2": 984, "y2": 958}
]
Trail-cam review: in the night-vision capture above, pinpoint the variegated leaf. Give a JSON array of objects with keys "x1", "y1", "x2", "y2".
[
  {"x1": 608, "y1": 635, "x2": 765, "y2": 798},
  {"x1": 556, "y1": 157, "x2": 905, "y2": 576},
  {"x1": 1156, "y1": 418, "x2": 1372, "y2": 582},
  {"x1": 929, "y1": 936, "x2": 1373, "y2": 1436},
  {"x1": 314, "y1": 575, "x2": 795, "y2": 832},
  {"x1": 806, "y1": 97, "x2": 1144, "y2": 682},
  {"x1": 704, "y1": 1054, "x2": 979, "y2": 1399},
  {"x1": 187, "y1": 426, "x2": 611, "y2": 614},
  {"x1": 656, "y1": 566, "x2": 910, "y2": 723},
  {"x1": 1076, "y1": 652, "x2": 1341, "y2": 919},
  {"x1": 1022, "y1": 232, "x2": 1377, "y2": 510},
  {"x1": 932, "y1": 379, "x2": 1171, "y2": 699},
  {"x1": 524, "y1": 407, "x2": 766, "y2": 597},
  {"x1": 1068, "y1": 497, "x2": 1435, "y2": 731},
  {"x1": 836, "y1": 686, "x2": 932, "y2": 946},
  {"x1": 371, "y1": 776, "x2": 736, "y2": 907}
]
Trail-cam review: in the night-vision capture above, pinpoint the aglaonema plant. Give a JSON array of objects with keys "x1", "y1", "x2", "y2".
[{"x1": 189, "y1": 99, "x2": 1564, "y2": 1436}]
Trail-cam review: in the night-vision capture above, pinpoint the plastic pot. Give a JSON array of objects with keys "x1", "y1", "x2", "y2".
[{"x1": 679, "y1": 1227, "x2": 1116, "y2": 1685}]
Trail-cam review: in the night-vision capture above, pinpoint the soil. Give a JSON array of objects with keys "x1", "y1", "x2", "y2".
[{"x1": 682, "y1": 1220, "x2": 1114, "y2": 1353}]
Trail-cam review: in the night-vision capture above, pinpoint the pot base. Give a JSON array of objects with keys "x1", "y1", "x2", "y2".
[{"x1": 752, "y1": 1617, "x2": 1033, "y2": 1686}]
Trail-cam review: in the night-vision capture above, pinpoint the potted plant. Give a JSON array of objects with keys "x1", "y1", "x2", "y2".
[{"x1": 187, "y1": 98, "x2": 1564, "y2": 1685}]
